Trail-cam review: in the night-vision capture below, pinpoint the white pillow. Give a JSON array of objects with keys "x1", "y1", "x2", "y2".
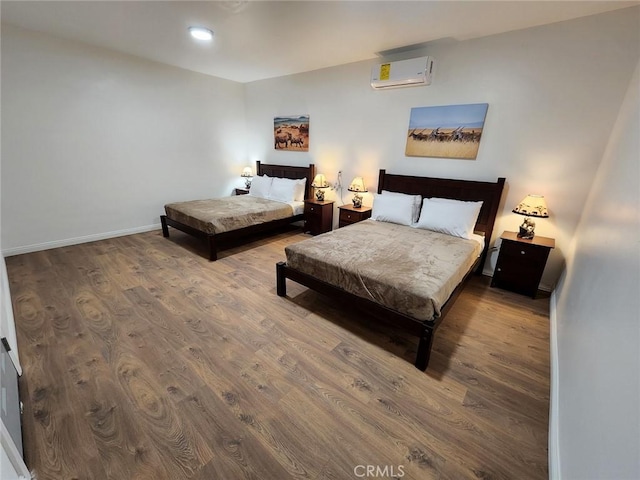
[
  {"x1": 293, "y1": 178, "x2": 306, "y2": 202},
  {"x1": 429, "y1": 196, "x2": 481, "y2": 228},
  {"x1": 381, "y1": 190, "x2": 422, "y2": 223},
  {"x1": 249, "y1": 175, "x2": 272, "y2": 199},
  {"x1": 371, "y1": 193, "x2": 415, "y2": 226},
  {"x1": 268, "y1": 177, "x2": 300, "y2": 203},
  {"x1": 415, "y1": 198, "x2": 483, "y2": 239},
  {"x1": 430, "y1": 197, "x2": 470, "y2": 204}
]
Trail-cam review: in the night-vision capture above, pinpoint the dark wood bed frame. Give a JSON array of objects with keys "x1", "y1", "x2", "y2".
[
  {"x1": 161, "y1": 161, "x2": 316, "y2": 261},
  {"x1": 276, "y1": 170, "x2": 505, "y2": 370}
]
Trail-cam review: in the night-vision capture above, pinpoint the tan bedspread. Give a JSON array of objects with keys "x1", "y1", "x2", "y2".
[
  {"x1": 164, "y1": 196, "x2": 294, "y2": 235},
  {"x1": 285, "y1": 220, "x2": 482, "y2": 321}
]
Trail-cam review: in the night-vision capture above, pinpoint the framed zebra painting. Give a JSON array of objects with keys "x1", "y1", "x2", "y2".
[{"x1": 405, "y1": 103, "x2": 488, "y2": 159}]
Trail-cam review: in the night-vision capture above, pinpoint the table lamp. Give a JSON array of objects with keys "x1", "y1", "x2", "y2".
[
  {"x1": 348, "y1": 177, "x2": 367, "y2": 208},
  {"x1": 311, "y1": 173, "x2": 329, "y2": 201},
  {"x1": 241, "y1": 166, "x2": 253, "y2": 189},
  {"x1": 512, "y1": 194, "x2": 549, "y2": 239}
]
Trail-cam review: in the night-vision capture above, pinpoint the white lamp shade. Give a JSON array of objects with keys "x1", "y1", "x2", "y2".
[
  {"x1": 348, "y1": 177, "x2": 367, "y2": 193},
  {"x1": 512, "y1": 194, "x2": 549, "y2": 218},
  {"x1": 311, "y1": 174, "x2": 329, "y2": 188},
  {"x1": 241, "y1": 166, "x2": 253, "y2": 177}
]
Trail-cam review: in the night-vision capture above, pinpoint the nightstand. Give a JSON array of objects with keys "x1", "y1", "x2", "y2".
[
  {"x1": 235, "y1": 188, "x2": 249, "y2": 195},
  {"x1": 338, "y1": 204, "x2": 372, "y2": 228},
  {"x1": 491, "y1": 231, "x2": 555, "y2": 298},
  {"x1": 304, "y1": 199, "x2": 334, "y2": 235}
]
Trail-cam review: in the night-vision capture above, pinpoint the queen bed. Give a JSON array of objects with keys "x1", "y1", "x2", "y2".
[
  {"x1": 276, "y1": 170, "x2": 505, "y2": 370},
  {"x1": 161, "y1": 162, "x2": 315, "y2": 260}
]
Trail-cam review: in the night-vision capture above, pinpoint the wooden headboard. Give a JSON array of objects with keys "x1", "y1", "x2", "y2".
[
  {"x1": 257, "y1": 161, "x2": 316, "y2": 200},
  {"x1": 378, "y1": 169, "x2": 506, "y2": 272}
]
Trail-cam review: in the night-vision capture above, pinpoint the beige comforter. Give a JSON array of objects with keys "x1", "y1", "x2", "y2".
[
  {"x1": 285, "y1": 220, "x2": 482, "y2": 321},
  {"x1": 165, "y1": 195, "x2": 294, "y2": 235}
]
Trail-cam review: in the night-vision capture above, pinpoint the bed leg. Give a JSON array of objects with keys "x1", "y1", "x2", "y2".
[
  {"x1": 276, "y1": 261, "x2": 287, "y2": 297},
  {"x1": 160, "y1": 215, "x2": 169, "y2": 237},
  {"x1": 208, "y1": 236, "x2": 217, "y2": 261},
  {"x1": 415, "y1": 326, "x2": 434, "y2": 371}
]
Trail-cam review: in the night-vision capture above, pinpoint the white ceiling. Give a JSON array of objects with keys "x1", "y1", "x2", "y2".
[{"x1": 2, "y1": 1, "x2": 637, "y2": 83}]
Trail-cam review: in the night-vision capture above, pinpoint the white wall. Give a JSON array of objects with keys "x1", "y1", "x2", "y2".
[
  {"x1": 1, "y1": 24, "x2": 247, "y2": 254},
  {"x1": 244, "y1": 7, "x2": 640, "y2": 287},
  {"x1": 553, "y1": 61, "x2": 639, "y2": 479}
]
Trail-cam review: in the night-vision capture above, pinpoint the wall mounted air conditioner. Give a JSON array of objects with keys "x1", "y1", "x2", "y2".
[{"x1": 370, "y1": 56, "x2": 434, "y2": 89}]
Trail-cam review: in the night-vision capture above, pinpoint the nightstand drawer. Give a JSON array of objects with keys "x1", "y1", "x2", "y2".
[
  {"x1": 304, "y1": 204, "x2": 322, "y2": 217},
  {"x1": 498, "y1": 241, "x2": 549, "y2": 265},
  {"x1": 339, "y1": 209, "x2": 359, "y2": 225},
  {"x1": 337, "y1": 205, "x2": 372, "y2": 228}
]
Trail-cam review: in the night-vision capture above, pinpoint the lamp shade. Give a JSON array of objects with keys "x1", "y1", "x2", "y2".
[
  {"x1": 311, "y1": 174, "x2": 329, "y2": 188},
  {"x1": 241, "y1": 166, "x2": 253, "y2": 178},
  {"x1": 512, "y1": 194, "x2": 549, "y2": 218},
  {"x1": 348, "y1": 177, "x2": 367, "y2": 193}
]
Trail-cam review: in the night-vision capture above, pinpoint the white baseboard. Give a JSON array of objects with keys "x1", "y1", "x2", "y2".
[
  {"x1": 549, "y1": 289, "x2": 561, "y2": 479},
  {"x1": 2, "y1": 223, "x2": 161, "y2": 257}
]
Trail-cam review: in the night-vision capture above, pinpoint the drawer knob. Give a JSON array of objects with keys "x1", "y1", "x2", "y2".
[
  {"x1": 310, "y1": 207, "x2": 315, "y2": 211},
  {"x1": 520, "y1": 250, "x2": 526, "y2": 255},
  {"x1": 347, "y1": 214, "x2": 351, "y2": 219},
  {"x1": 497, "y1": 267, "x2": 501, "y2": 272}
]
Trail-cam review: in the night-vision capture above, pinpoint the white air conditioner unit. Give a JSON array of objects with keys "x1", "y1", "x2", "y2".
[{"x1": 370, "y1": 56, "x2": 434, "y2": 89}]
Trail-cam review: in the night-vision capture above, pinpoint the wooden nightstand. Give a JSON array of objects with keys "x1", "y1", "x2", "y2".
[
  {"x1": 235, "y1": 188, "x2": 249, "y2": 195},
  {"x1": 338, "y1": 204, "x2": 372, "y2": 228},
  {"x1": 304, "y1": 199, "x2": 334, "y2": 235},
  {"x1": 491, "y1": 231, "x2": 555, "y2": 298}
]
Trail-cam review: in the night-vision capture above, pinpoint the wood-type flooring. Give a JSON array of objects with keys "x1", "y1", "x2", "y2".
[{"x1": 6, "y1": 227, "x2": 550, "y2": 480}]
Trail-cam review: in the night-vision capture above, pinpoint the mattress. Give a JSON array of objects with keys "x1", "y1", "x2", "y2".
[
  {"x1": 284, "y1": 220, "x2": 482, "y2": 321},
  {"x1": 164, "y1": 195, "x2": 297, "y2": 235}
]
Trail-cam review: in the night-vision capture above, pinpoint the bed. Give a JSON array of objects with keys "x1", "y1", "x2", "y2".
[
  {"x1": 276, "y1": 170, "x2": 505, "y2": 370},
  {"x1": 161, "y1": 162, "x2": 315, "y2": 260}
]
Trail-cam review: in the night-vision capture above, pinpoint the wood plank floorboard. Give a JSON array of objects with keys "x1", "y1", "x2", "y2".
[{"x1": 6, "y1": 228, "x2": 550, "y2": 480}]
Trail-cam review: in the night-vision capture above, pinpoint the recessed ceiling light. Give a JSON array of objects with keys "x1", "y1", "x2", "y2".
[{"x1": 189, "y1": 26, "x2": 214, "y2": 41}]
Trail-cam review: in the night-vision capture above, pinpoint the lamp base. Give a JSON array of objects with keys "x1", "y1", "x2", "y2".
[
  {"x1": 517, "y1": 217, "x2": 536, "y2": 239},
  {"x1": 244, "y1": 179, "x2": 252, "y2": 189},
  {"x1": 517, "y1": 227, "x2": 535, "y2": 239},
  {"x1": 315, "y1": 189, "x2": 326, "y2": 201},
  {"x1": 351, "y1": 193, "x2": 363, "y2": 208}
]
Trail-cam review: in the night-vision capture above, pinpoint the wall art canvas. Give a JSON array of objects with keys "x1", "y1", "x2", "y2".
[
  {"x1": 274, "y1": 115, "x2": 309, "y2": 151},
  {"x1": 405, "y1": 103, "x2": 488, "y2": 159}
]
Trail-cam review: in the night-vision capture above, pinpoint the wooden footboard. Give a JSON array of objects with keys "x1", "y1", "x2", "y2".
[
  {"x1": 276, "y1": 261, "x2": 440, "y2": 370},
  {"x1": 162, "y1": 213, "x2": 304, "y2": 261},
  {"x1": 161, "y1": 215, "x2": 218, "y2": 260}
]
